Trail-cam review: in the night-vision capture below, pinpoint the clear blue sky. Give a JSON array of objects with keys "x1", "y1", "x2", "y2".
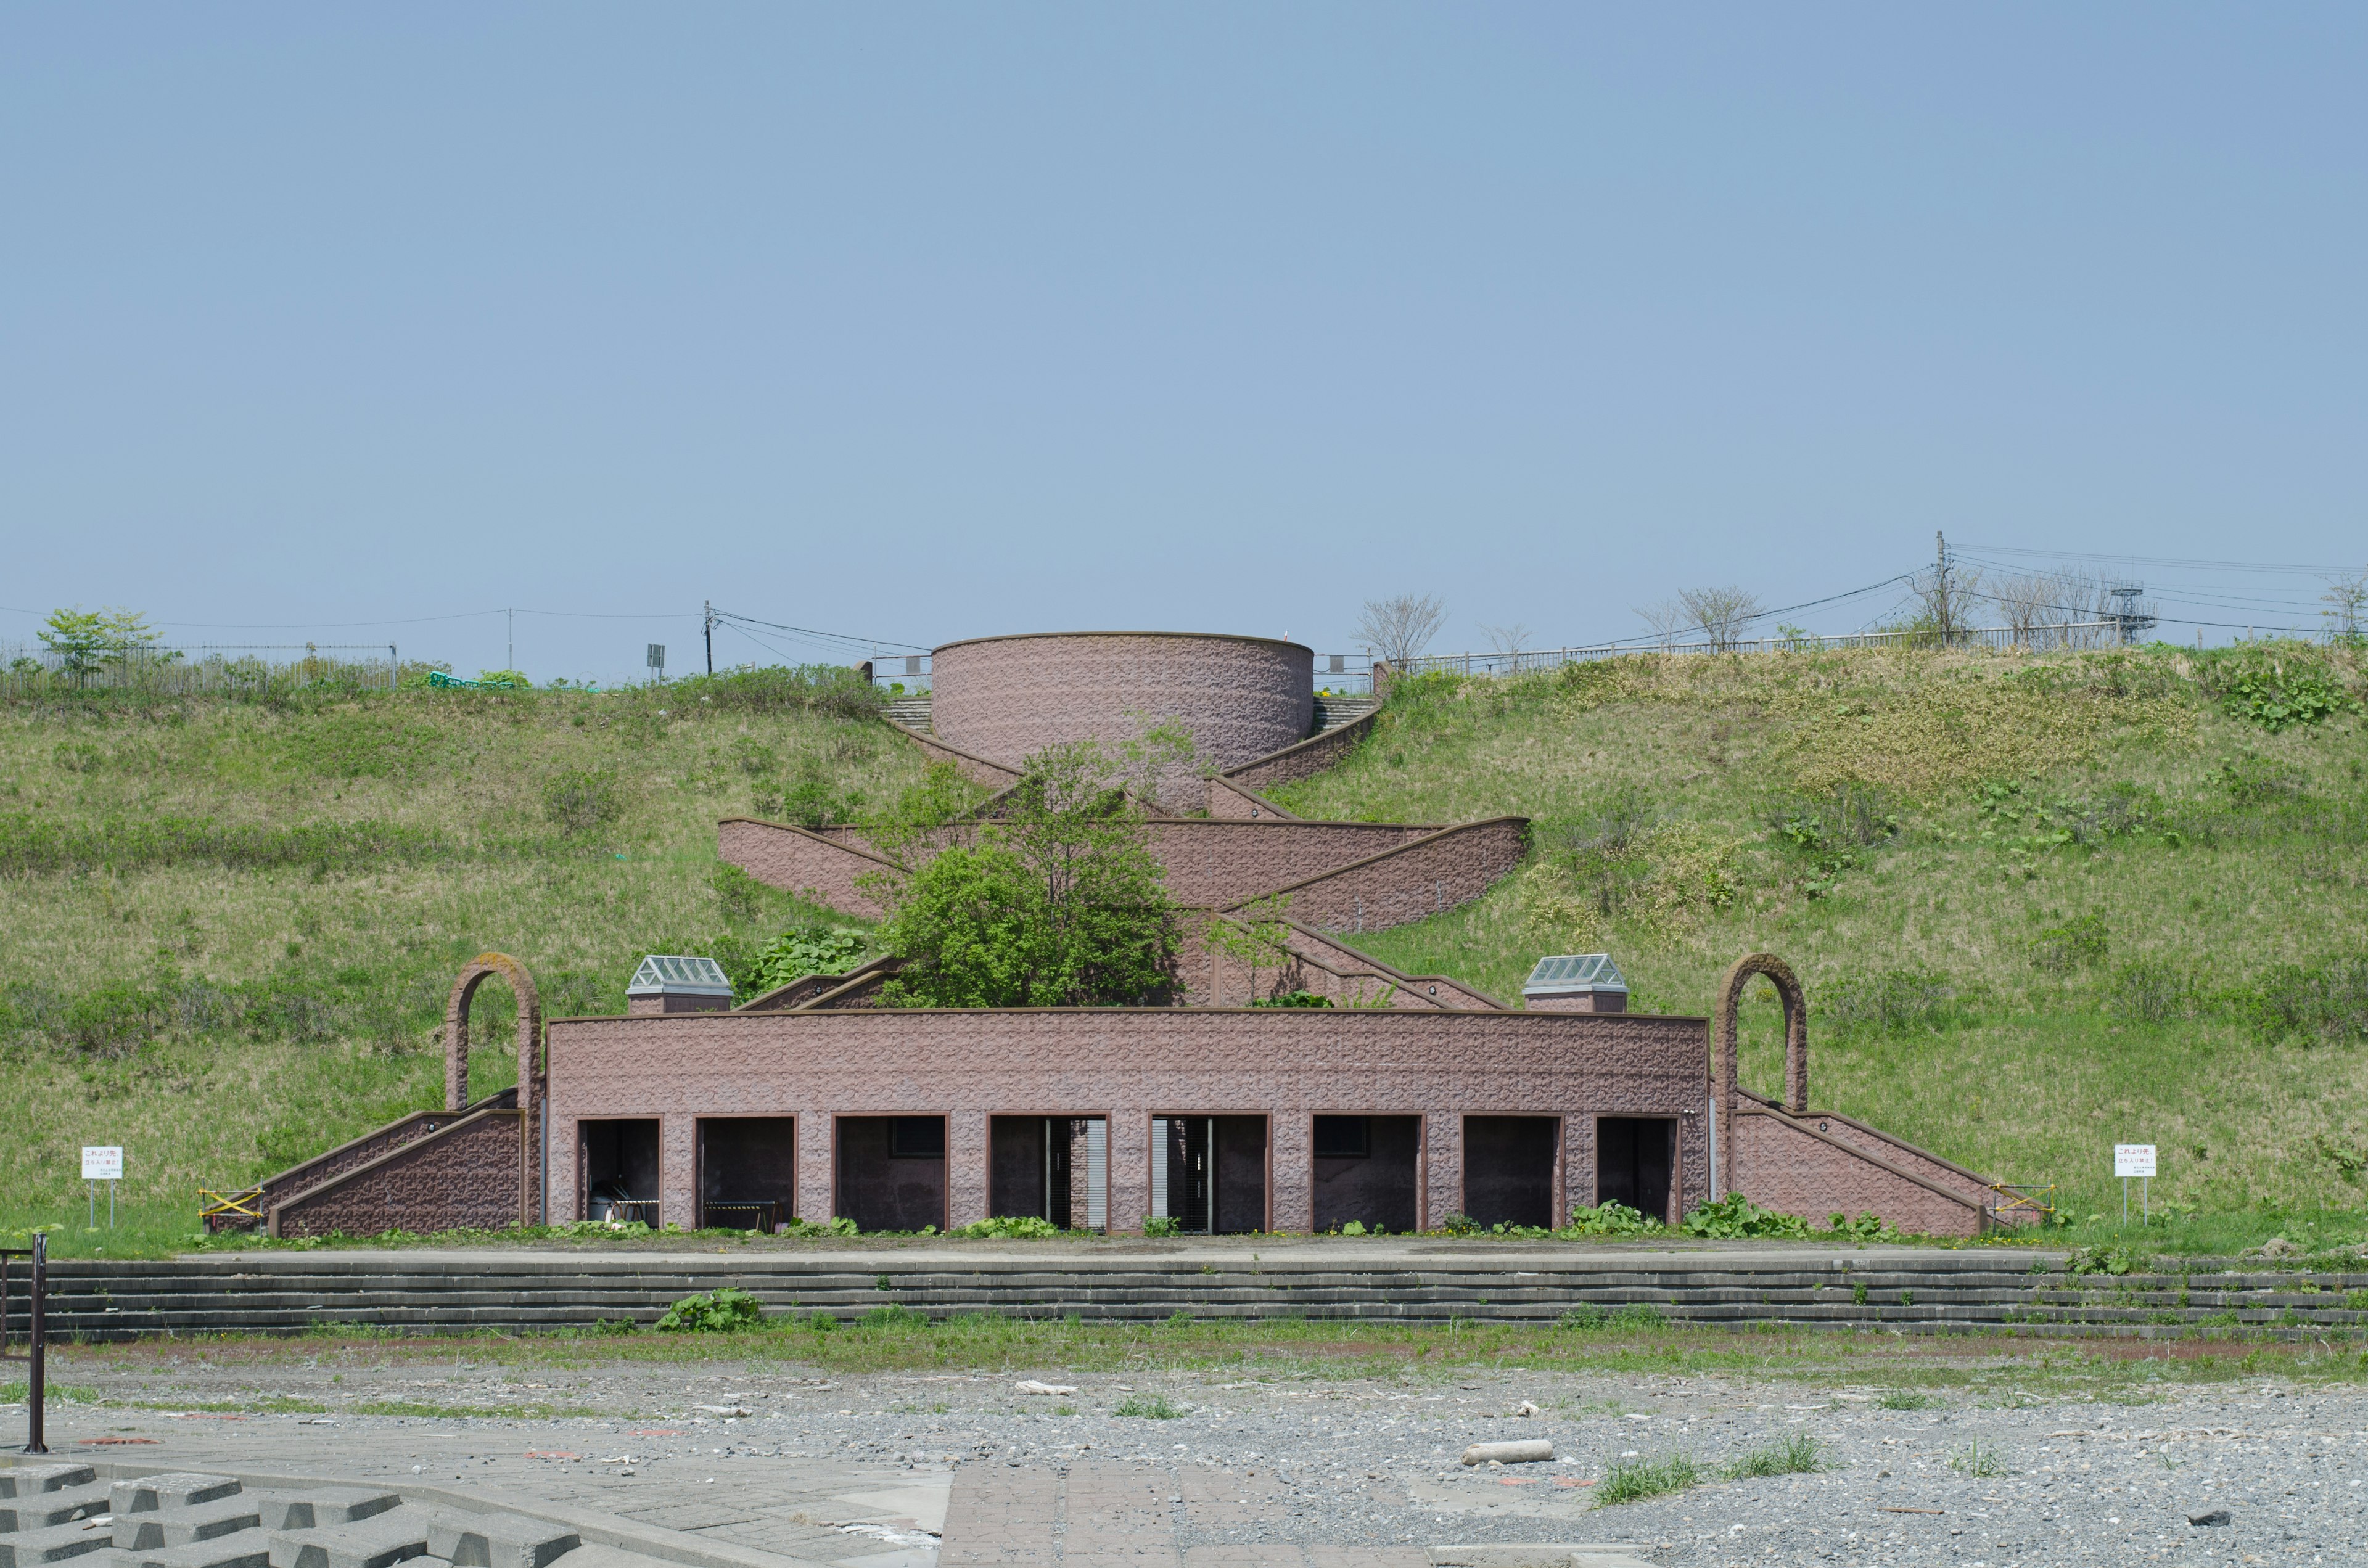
[{"x1": 5, "y1": 6, "x2": 2362, "y2": 681}]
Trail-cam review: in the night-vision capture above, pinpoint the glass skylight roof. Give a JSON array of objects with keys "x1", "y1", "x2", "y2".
[
  {"x1": 1522, "y1": 953, "x2": 1628, "y2": 996},
  {"x1": 627, "y1": 954, "x2": 734, "y2": 995}
]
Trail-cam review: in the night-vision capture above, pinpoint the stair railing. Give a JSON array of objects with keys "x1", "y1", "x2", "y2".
[{"x1": 2, "y1": 1232, "x2": 47, "y2": 1453}]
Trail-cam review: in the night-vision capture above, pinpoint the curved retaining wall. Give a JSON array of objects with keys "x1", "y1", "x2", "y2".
[
  {"x1": 931, "y1": 633, "x2": 1314, "y2": 776},
  {"x1": 718, "y1": 816, "x2": 1527, "y2": 932}
]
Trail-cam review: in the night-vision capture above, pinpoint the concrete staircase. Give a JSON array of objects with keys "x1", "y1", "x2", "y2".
[
  {"x1": 1311, "y1": 696, "x2": 1376, "y2": 734},
  {"x1": 883, "y1": 696, "x2": 932, "y2": 731},
  {"x1": 18, "y1": 1252, "x2": 2368, "y2": 1343}
]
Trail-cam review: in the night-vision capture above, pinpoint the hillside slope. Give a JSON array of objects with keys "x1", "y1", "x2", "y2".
[
  {"x1": 1268, "y1": 643, "x2": 2368, "y2": 1221},
  {"x1": 0, "y1": 674, "x2": 915, "y2": 1245},
  {"x1": 2, "y1": 642, "x2": 2362, "y2": 1249}
]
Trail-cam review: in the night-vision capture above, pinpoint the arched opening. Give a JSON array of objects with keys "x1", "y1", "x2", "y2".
[
  {"x1": 444, "y1": 953, "x2": 544, "y2": 1226},
  {"x1": 1714, "y1": 952, "x2": 1809, "y2": 1196}
]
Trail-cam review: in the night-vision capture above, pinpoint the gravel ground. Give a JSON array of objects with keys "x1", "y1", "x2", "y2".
[{"x1": 23, "y1": 1345, "x2": 2368, "y2": 1564}]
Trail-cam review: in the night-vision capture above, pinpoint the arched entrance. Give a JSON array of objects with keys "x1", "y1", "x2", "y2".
[
  {"x1": 445, "y1": 952, "x2": 544, "y2": 1226},
  {"x1": 1713, "y1": 951, "x2": 1808, "y2": 1198}
]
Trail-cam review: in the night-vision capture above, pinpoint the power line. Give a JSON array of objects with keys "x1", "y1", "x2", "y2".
[{"x1": 1963, "y1": 544, "x2": 2356, "y2": 576}]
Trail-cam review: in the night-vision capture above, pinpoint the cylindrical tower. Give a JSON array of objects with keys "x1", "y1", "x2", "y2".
[{"x1": 929, "y1": 631, "x2": 1315, "y2": 781}]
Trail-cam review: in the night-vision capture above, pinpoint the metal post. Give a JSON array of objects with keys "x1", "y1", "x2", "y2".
[
  {"x1": 704, "y1": 602, "x2": 714, "y2": 675},
  {"x1": 27, "y1": 1231, "x2": 47, "y2": 1454}
]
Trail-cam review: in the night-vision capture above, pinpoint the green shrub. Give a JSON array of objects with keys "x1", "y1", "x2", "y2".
[
  {"x1": 1597, "y1": 1453, "x2": 1700, "y2": 1505},
  {"x1": 1115, "y1": 1394, "x2": 1186, "y2": 1419},
  {"x1": 1564, "y1": 1201, "x2": 1660, "y2": 1236},
  {"x1": 2241, "y1": 958, "x2": 2368, "y2": 1046},
  {"x1": 754, "y1": 925, "x2": 873, "y2": 991},
  {"x1": 654, "y1": 1287, "x2": 765, "y2": 1332},
  {"x1": 1679, "y1": 1193, "x2": 1813, "y2": 1239},
  {"x1": 2109, "y1": 959, "x2": 2205, "y2": 1024},
  {"x1": 2213, "y1": 750, "x2": 2310, "y2": 804},
  {"x1": 1142, "y1": 1215, "x2": 1182, "y2": 1237},
  {"x1": 543, "y1": 769, "x2": 625, "y2": 835},
  {"x1": 1434, "y1": 1212, "x2": 1481, "y2": 1236},
  {"x1": 1248, "y1": 990, "x2": 1334, "y2": 1008},
  {"x1": 2031, "y1": 913, "x2": 2110, "y2": 974},
  {"x1": 1819, "y1": 969, "x2": 1960, "y2": 1035},
  {"x1": 952, "y1": 1215, "x2": 1062, "y2": 1239},
  {"x1": 2203, "y1": 651, "x2": 2360, "y2": 733},
  {"x1": 1826, "y1": 1211, "x2": 1896, "y2": 1241}
]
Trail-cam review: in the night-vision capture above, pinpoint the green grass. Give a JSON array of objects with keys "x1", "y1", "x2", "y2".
[
  {"x1": 1722, "y1": 1432, "x2": 1822, "y2": 1479},
  {"x1": 1269, "y1": 644, "x2": 2368, "y2": 1224},
  {"x1": 1114, "y1": 1393, "x2": 1188, "y2": 1419},
  {"x1": 1877, "y1": 1390, "x2": 1937, "y2": 1410},
  {"x1": 1597, "y1": 1452, "x2": 1701, "y2": 1504},
  {"x1": 1949, "y1": 1439, "x2": 2012, "y2": 1477},
  {"x1": 0, "y1": 678, "x2": 916, "y2": 1237}
]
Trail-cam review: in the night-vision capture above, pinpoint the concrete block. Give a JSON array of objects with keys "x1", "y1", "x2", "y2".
[
  {"x1": 247, "y1": 1496, "x2": 397, "y2": 1533},
  {"x1": 110, "y1": 1479, "x2": 243, "y2": 1515},
  {"x1": 0, "y1": 1471, "x2": 97, "y2": 1501},
  {"x1": 268, "y1": 1513, "x2": 430, "y2": 1568},
  {"x1": 113, "y1": 1499, "x2": 263, "y2": 1551},
  {"x1": 111, "y1": 1538, "x2": 275, "y2": 1568},
  {"x1": 0, "y1": 1519, "x2": 112, "y2": 1567},
  {"x1": 425, "y1": 1519, "x2": 577, "y2": 1568},
  {"x1": 3, "y1": 1487, "x2": 115, "y2": 1532}
]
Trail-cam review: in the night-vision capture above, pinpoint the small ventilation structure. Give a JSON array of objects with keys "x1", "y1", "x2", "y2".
[
  {"x1": 628, "y1": 954, "x2": 735, "y2": 1016},
  {"x1": 1522, "y1": 953, "x2": 1629, "y2": 1014}
]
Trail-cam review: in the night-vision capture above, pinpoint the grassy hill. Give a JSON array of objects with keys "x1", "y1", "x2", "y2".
[
  {"x1": 3, "y1": 641, "x2": 2362, "y2": 1255},
  {"x1": 0, "y1": 669, "x2": 916, "y2": 1254},
  {"x1": 1271, "y1": 642, "x2": 2368, "y2": 1234}
]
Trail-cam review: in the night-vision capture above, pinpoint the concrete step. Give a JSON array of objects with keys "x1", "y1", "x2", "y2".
[
  {"x1": 0, "y1": 1519, "x2": 113, "y2": 1567},
  {"x1": 0, "y1": 1471, "x2": 97, "y2": 1501},
  {"x1": 1312, "y1": 697, "x2": 1377, "y2": 733},
  {"x1": 2, "y1": 1487, "x2": 115, "y2": 1533},
  {"x1": 268, "y1": 1511, "x2": 435, "y2": 1568},
  {"x1": 113, "y1": 1500, "x2": 265, "y2": 1553}
]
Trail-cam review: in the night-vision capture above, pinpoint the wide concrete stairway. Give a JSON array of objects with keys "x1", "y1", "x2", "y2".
[
  {"x1": 19, "y1": 1250, "x2": 2368, "y2": 1344},
  {"x1": 0, "y1": 1462, "x2": 585, "y2": 1568}
]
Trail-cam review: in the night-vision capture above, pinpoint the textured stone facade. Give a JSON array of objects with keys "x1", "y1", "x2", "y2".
[
  {"x1": 932, "y1": 632, "x2": 1315, "y2": 779},
  {"x1": 543, "y1": 1007, "x2": 1712, "y2": 1234},
  {"x1": 718, "y1": 815, "x2": 1530, "y2": 935},
  {"x1": 1726, "y1": 1109, "x2": 1985, "y2": 1236},
  {"x1": 271, "y1": 1109, "x2": 524, "y2": 1238}
]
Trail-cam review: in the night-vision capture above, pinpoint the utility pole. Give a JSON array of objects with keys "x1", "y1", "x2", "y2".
[
  {"x1": 704, "y1": 601, "x2": 714, "y2": 675},
  {"x1": 1934, "y1": 531, "x2": 1953, "y2": 644},
  {"x1": 506, "y1": 607, "x2": 515, "y2": 673}
]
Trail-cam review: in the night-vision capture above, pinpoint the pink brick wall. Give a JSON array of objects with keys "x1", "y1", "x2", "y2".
[
  {"x1": 932, "y1": 633, "x2": 1315, "y2": 779},
  {"x1": 1241, "y1": 819, "x2": 1531, "y2": 933},
  {"x1": 1727, "y1": 1110, "x2": 1984, "y2": 1237},
  {"x1": 273, "y1": 1110, "x2": 524, "y2": 1238},
  {"x1": 1222, "y1": 709, "x2": 1379, "y2": 791},
  {"x1": 1206, "y1": 776, "x2": 1296, "y2": 820},
  {"x1": 1177, "y1": 917, "x2": 1504, "y2": 1011},
  {"x1": 718, "y1": 818, "x2": 895, "y2": 918},
  {"x1": 718, "y1": 816, "x2": 1519, "y2": 928},
  {"x1": 545, "y1": 1007, "x2": 1712, "y2": 1234}
]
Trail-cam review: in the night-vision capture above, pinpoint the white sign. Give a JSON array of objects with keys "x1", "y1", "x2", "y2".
[
  {"x1": 82, "y1": 1146, "x2": 123, "y2": 1180},
  {"x1": 2114, "y1": 1144, "x2": 2156, "y2": 1179}
]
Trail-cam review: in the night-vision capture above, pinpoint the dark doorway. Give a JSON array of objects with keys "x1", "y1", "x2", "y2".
[
  {"x1": 835, "y1": 1116, "x2": 947, "y2": 1233},
  {"x1": 697, "y1": 1117, "x2": 796, "y2": 1231},
  {"x1": 989, "y1": 1117, "x2": 1109, "y2": 1231},
  {"x1": 1462, "y1": 1115, "x2": 1559, "y2": 1229},
  {"x1": 1312, "y1": 1115, "x2": 1421, "y2": 1234},
  {"x1": 582, "y1": 1119, "x2": 660, "y2": 1226},
  {"x1": 1153, "y1": 1115, "x2": 1268, "y2": 1233},
  {"x1": 1596, "y1": 1117, "x2": 1675, "y2": 1223}
]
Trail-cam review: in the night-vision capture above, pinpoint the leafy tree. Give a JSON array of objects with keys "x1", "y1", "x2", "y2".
[
  {"x1": 1203, "y1": 892, "x2": 1295, "y2": 1003},
  {"x1": 859, "y1": 760, "x2": 987, "y2": 871},
  {"x1": 38, "y1": 605, "x2": 164, "y2": 683},
  {"x1": 875, "y1": 741, "x2": 1177, "y2": 1007}
]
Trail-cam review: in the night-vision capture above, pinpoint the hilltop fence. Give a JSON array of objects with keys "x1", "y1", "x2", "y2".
[{"x1": 0, "y1": 642, "x2": 404, "y2": 700}]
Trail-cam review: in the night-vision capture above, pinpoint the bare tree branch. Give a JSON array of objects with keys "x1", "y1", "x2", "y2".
[
  {"x1": 1675, "y1": 586, "x2": 1764, "y2": 653},
  {"x1": 1479, "y1": 622, "x2": 1532, "y2": 659},
  {"x1": 1355, "y1": 594, "x2": 1447, "y2": 667}
]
